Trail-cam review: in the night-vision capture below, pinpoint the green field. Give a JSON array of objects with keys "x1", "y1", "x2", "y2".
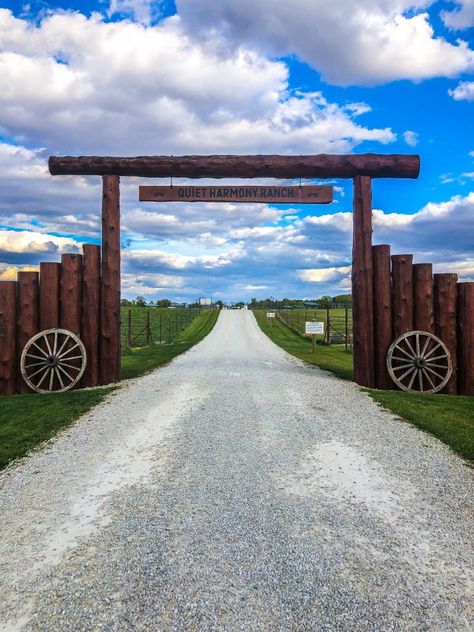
[
  {"x1": 254, "y1": 309, "x2": 474, "y2": 462},
  {"x1": 120, "y1": 306, "x2": 202, "y2": 347},
  {"x1": 0, "y1": 309, "x2": 219, "y2": 470}
]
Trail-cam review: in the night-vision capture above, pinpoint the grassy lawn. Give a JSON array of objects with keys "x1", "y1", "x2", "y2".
[
  {"x1": 0, "y1": 310, "x2": 219, "y2": 470},
  {"x1": 0, "y1": 387, "x2": 115, "y2": 470},
  {"x1": 121, "y1": 309, "x2": 219, "y2": 379},
  {"x1": 254, "y1": 309, "x2": 353, "y2": 380},
  {"x1": 254, "y1": 310, "x2": 474, "y2": 463}
]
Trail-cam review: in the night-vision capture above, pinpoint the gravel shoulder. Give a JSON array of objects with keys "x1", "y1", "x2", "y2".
[{"x1": 0, "y1": 310, "x2": 472, "y2": 631}]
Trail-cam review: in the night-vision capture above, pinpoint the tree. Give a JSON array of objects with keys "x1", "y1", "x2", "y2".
[
  {"x1": 317, "y1": 295, "x2": 333, "y2": 308},
  {"x1": 156, "y1": 299, "x2": 171, "y2": 308},
  {"x1": 135, "y1": 295, "x2": 147, "y2": 307},
  {"x1": 215, "y1": 300, "x2": 224, "y2": 309}
]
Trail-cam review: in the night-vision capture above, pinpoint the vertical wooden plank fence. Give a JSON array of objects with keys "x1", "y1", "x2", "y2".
[
  {"x1": 60, "y1": 254, "x2": 82, "y2": 335},
  {"x1": 82, "y1": 245, "x2": 101, "y2": 387},
  {"x1": 372, "y1": 244, "x2": 392, "y2": 390},
  {"x1": 413, "y1": 263, "x2": 435, "y2": 333},
  {"x1": 39, "y1": 262, "x2": 60, "y2": 330},
  {"x1": 434, "y1": 273, "x2": 458, "y2": 394},
  {"x1": 17, "y1": 271, "x2": 39, "y2": 393},
  {"x1": 457, "y1": 282, "x2": 474, "y2": 395},
  {"x1": 391, "y1": 254, "x2": 413, "y2": 338},
  {"x1": 0, "y1": 281, "x2": 17, "y2": 395}
]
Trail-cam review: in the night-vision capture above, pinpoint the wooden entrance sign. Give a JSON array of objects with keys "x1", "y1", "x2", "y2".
[{"x1": 139, "y1": 185, "x2": 333, "y2": 204}]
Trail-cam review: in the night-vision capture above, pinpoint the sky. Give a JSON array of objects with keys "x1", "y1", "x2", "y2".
[{"x1": 0, "y1": 0, "x2": 473, "y2": 303}]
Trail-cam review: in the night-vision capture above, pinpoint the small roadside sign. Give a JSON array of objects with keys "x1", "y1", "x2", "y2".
[
  {"x1": 305, "y1": 321, "x2": 324, "y2": 335},
  {"x1": 267, "y1": 312, "x2": 276, "y2": 318}
]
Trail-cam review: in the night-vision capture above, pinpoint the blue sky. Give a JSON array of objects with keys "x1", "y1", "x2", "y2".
[{"x1": 0, "y1": 0, "x2": 473, "y2": 302}]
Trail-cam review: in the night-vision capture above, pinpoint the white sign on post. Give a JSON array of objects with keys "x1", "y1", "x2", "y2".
[
  {"x1": 305, "y1": 321, "x2": 324, "y2": 335},
  {"x1": 267, "y1": 312, "x2": 276, "y2": 318}
]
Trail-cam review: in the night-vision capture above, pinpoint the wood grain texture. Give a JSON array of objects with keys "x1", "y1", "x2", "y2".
[
  {"x1": 434, "y1": 273, "x2": 458, "y2": 395},
  {"x1": 60, "y1": 254, "x2": 82, "y2": 335},
  {"x1": 352, "y1": 176, "x2": 375, "y2": 388},
  {"x1": 413, "y1": 263, "x2": 435, "y2": 334},
  {"x1": 372, "y1": 245, "x2": 392, "y2": 390},
  {"x1": 39, "y1": 262, "x2": 60, "y2": 330},
  {"x1": 49, "y1": 154, "x2": 421, "y2": 179},
  {"x1": 82, "y1": 244, "x2": 101, "y2": 387},
  {"x1": 0, "y1": 281, "x2": 17, "y2": 395},
  {"x1": 100, "y1": 176, "x2": 121, "y2": 385},
  {"x1": 17, "y1": 271, "x2": 39, "y2": 393},
  {"x1": 457, "y1": 282, "x2": 474, "y2": 396},
  {"x1": 391, "y1": 255, "x2": 414, "y2": 339}
]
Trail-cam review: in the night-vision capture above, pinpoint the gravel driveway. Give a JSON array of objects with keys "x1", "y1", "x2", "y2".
[{"x1": 0, "y1": 310, "x2": 472, "y2": 631}]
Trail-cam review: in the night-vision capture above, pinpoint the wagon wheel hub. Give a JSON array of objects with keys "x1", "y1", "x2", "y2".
[
  {"x1": 46, "y1": 355, "x2": 58, "y2": 367},
  {"x1": 414, "y1": 357, "x2": 426, "y2": 369}
]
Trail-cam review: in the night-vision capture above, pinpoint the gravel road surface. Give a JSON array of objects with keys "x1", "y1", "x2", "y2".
[{"x1": 0, "y1": 310, "x2": 472, "y2": 631}]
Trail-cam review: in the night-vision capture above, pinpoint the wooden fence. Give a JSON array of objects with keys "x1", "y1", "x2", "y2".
[
  {"x1": 372, "y1": 245, "x2": 473, "y2": 395},
  {"x1": 0, "y1": 244, "x2": 107, "y2": 395}
]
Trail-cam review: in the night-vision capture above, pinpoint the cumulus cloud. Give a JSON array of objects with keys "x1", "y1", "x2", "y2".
[
  {"x1": 0, "y1": 10, "x2": 394, "y2": 155},
  {"x1": 177, "y1": 0, "x2": 474, "y2": 85},
  {"x1": 403, "y1": 130, "x2": 420, "y2": 147},
  {"x1": 441, "y1": 0, "x2": 474, "y2": 30},
  {"x1": 0, "y1": 228, "x2": 80, "y2": 264},
  {"x1": 299, "y1": 265, "x2": 351, "y2": 283},
  {"x1": 449, "y1": 80, "x2": 474, "y2": 100}
]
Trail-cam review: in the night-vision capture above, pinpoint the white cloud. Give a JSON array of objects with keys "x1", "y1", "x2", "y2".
[
  {"x1": 177, "y1": 0, "x2": 474, "y2": 85},
  {"x1": 403, "y1": 130, "x2": 420, "y2": 147},
  {"x1": 299, "y1": 266, "x2": 351, "y2": 283},
  {"x1": 449, "y1": 80, "x2": 474, "y2": 100},
  {"x1": 0, "y1": 10, "x2": 395, "y2": 155},
  {"x1": 441, "y1": 0, "x2": 474, "y2": 30}
]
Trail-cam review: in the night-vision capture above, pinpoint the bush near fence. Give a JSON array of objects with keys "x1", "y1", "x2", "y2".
[{"x1": 121, "y1": 306, "x2": 204, "y2": 348}]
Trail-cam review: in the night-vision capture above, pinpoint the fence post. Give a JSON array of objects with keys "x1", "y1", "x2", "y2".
[
  {"x1": 0, "y1": 281, "x2": 17, "y2": 395},
  {"x1": 434, "y1": 273, "x2": 458, "y2": 394},
  {"x1": 159, "y1": 313, "x2": 162, "y2": 344},
  {"x1": 60, "y1": 253, "x2": 82, "y2": 335},
  {"x1": 457, "y1": 282, "x2": 474, "y2": 395},
  {"x1": 82, "y1": 245, "x2": 101, "y2": 387},
  {"x1": 146, "y1": 310, "x2": 151, "y2": 345},
  {"x1": 391, "y1": 254, "x2": 414, "y2": 338},
  {"x1": 413, "y1": 263, "x2": 435, "y2": 333},
  {"x1": 128, "y1": 309, "x2": 132, "y2": 345},
  {"x1": 39, "y1": 262, "x2": 60, "y2": 330},
  {"x1": 17, "y1": 271, "x2": 39, "y2": 393},
  {"x1": 326, "y1": 307, "x2": 330, "y2": 344},
  {"x1": 345, "y1": 307, "x2": 349, "y2": 352},
  {"x1": 373, "y1": 245, "x2": 393, "y2": 390}
]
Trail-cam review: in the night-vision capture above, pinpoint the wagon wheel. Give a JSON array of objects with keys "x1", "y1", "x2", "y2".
[
  {"x1": 20, "y1": 328, "x2": 87, "y2": 394},
  {"x1": 386, "y1": 330, "x2": 452, "y2": 394}
]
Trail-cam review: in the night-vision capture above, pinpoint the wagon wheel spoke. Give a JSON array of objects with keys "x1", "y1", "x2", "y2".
[
  {"x1": 392, "y1": 362, "x2": 415, "y2": 370},
  {"x1": 424, "y1": 365, "x2": 444, "y2": 381},
  {"x1": 426, "y1": 354, "x2": 448, "y2": 362},
  {"x1": 418, "y1": 369, "x2": 424, "y2": 392},
  {"x1": 407, "y1": 369, "x2": 417, "y2": 391},
  {"x1": 55, "y1": 367, "x2": 65, "y2": 390},
  {"x1": 57, "y1": 364, "x2": 74, "y2": 382},
  {"x1": 36, "y1": 368, "x2": 50, "y2": 389},
  {"x1": 59, "y1": 361, "x2": 83, "y2": 371},
  {"x1": 423, "y1": 369, "x2": 436, "y2": 390},
  {"x1": 24, "y1": 352, "x2": 49, "y2": 362},
  {"x1": 421, "y1": 335, "x2": 431, "y2": 357},
  {"x1": 396, "y1": 345, "x2": 416, "y2": 361},
  {"x1": 25, "y1": 360, "x2": 48, "y2": 369},
  {"x1": 58, "y1": 343, "x2": 80, "y2": 359},
  {"x1": 424, "y1": 343, "x2": 441, "y2": 359},
  {"x1": 32, "y1": 342, "x2": 48, "y2": 357},
  {"x1": 415, "y1": 333, "x2": 421, "y2": 358},
  {"x1": 49, "y1": 367, "x2": 55, "y2": 391},
  {"x1": 404, "y1": 338, "x2": 417, "y2": 358},
  {"x1": 392, "y1": 356, "x2": 413, "y2": 362},
  {"x1": 425, "y1": 363, "x2": 449, "y2": 369},
  {"x1": 28, "y1": 365, "x2": 50, "y2": 380},
  {"x1": 44, "y1": 334, "x2": 53, "y2": 356},
  {"x1": 53, "y1": 331, "x2": 58, "y2": 355},
  {"x1": 56, "y1": 335, "x2": 69, "y2": 357},
  {"x1": 399, "y1": 366, "x2": 416, "y2": 382}
]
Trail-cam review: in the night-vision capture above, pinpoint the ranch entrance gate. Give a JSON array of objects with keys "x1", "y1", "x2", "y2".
[{"x1": 0, "y1": 153, "x2": 473, "y2": 395}]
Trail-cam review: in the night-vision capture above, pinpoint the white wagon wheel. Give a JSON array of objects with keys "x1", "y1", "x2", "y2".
[
  {"x1": 386, "y1": 330, "x2": 452, "y2": 394},
  {"x1": 20, "y1": 328, "x2": 87, "y2": 394}
]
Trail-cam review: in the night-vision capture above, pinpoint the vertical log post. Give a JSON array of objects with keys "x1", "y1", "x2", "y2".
[
  {"x1": 413, "y1": 263, "x2": 435, "y2": 333},
  {"x1": 82, "y1": 245, "x2": 101, "y2": 387},
  {"x1": 352, "y1": 176, "x2": 375, "y2": 387},
  {"x1": 17, "y1": 271, "x2": 39, "y2": 393},
  {"x1": 60, "y1": 254, "x2": 82, "y2": 335},
  {"x1": 0, "y1": 281, "x2": 17, "y2": 395},
  {"x1": 457, "y1": 282, "x2": 474, "y2": 396},
  {"x1": 100, "y1": 175, "x2": 121, "y2": 384},
  {"x1": 391, "y1": 254, "x2": 413, "y2": 338},
  {"x1": 372, "y1": 245, "x2": 393, "y2": 390},
  {"x1": 39, "y1": 262, "x2": 60, "y2": 330},
  {"x1": 434, "y1": 273, "x2": 458, "y2": 394}
]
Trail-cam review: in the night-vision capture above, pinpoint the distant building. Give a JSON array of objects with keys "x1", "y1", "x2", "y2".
[{"x1": 199, "y1": 297, "x2": 212, "y2": 306}]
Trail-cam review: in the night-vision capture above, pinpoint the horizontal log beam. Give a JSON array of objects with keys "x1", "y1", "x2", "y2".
[{"x1": 49, "y1": 154, "x2": 420, "y2": 179}]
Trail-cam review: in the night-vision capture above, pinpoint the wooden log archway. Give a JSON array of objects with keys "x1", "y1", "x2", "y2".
[{"x1": 48, "y1": 153, "x2": 420, "y2": 387}]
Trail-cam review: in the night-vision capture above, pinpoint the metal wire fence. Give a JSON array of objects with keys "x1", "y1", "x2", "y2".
[
  {"x1": 275, "y1": 307, "x2": 352, "y2": 348},
  {"x1": 120, "y1": 307, "x2": 204, "y2": 348}
]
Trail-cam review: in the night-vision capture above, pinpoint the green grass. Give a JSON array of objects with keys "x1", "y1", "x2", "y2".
[
  {"x1": 254, "y1": 309, "x2": 474, "y2": 462},
  {"x1": 120, "y1": 306, "x2": 202, "y2": 346},
  {"x1": 366, "y1": 390, "x2": 474, "y2": 462},
  {"x1": 254, "y1": 310, "x2": 353, "y2": 380},
  {"x1": 121, "y1": 309, "x2": 219, "y2": 380},
  {"x1": 0, "y1": 310, "x2": 219, "y2": 470},
  {"x1": 0, "y1": 387, "x2": 115, "y2": 470}
]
